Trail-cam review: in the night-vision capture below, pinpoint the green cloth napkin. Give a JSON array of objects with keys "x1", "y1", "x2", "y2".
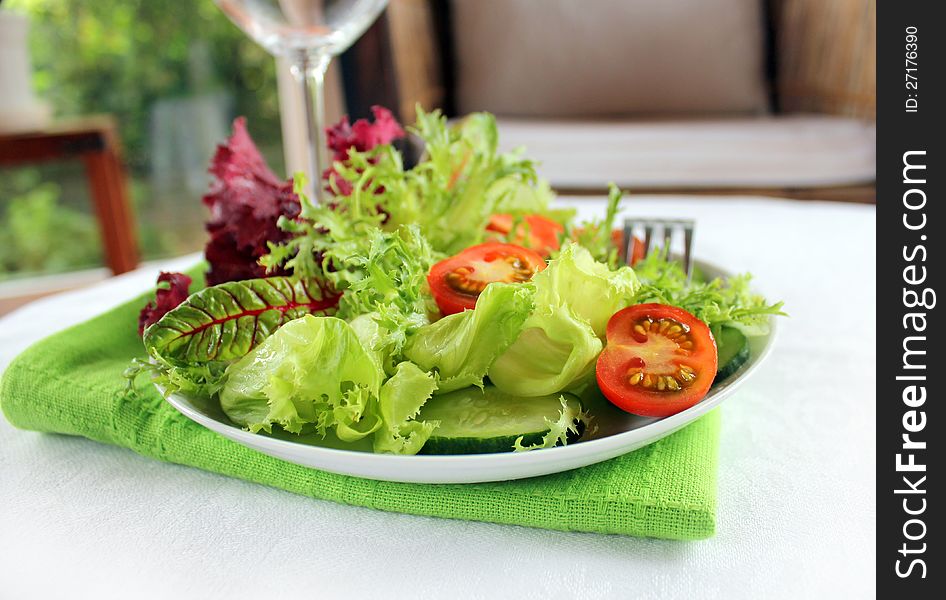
[{"x1": 0, "y1": 285, "x2": 720, "y2": 540}]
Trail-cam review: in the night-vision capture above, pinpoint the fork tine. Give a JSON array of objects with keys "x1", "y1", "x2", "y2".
[
  {"x1": 622, "y1": 217, "x2": 696, "y2": 276},
  {"x1": 622, "y1": 219, "x2": 634, "y2": 263},
  {"x1": 682, "y1": 221, "x2": 695, "y2": 282},
  {"x1": 642, "y1": 222, "x2": 655, "y2": 257}
]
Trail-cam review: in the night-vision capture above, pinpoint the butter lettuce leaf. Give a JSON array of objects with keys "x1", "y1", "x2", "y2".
[
  {"x1": 404, "y1": 282, "x2": 534, "y2": 393},
  {"x1": 532, "y1": 241, "x2": 638, "y2": 338},
  {"x1": 219, "y1": 315, "x2": 382, "y2": 438},
  {"x1": 488, "y1": 305, "x2": 602, "y2": 397},
  {"x1": 373, "y1": 361, "x2": 439, "y2": 454},
  {"x1": 488, "y1": 242, "x2": 635, "y2": 396}
]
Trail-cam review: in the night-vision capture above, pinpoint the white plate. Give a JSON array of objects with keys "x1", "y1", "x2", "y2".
[{"x1": 162, "y1": 260, "x2": 777, "y2": 484}]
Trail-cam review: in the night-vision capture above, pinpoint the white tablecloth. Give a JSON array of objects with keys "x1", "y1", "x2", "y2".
[{"x1": 0, "y1": 197, "x2": 875, "y2": 599}]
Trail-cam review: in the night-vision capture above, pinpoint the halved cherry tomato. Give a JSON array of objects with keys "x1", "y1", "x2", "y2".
[
  {"x1": 596, "y1": 304, "x2": 717, "y2": 417},
  {"x1": 612, "y1": 229, "x2": 646, "y2": 265},
  {"x1": 428, "y1": 242, "x2": 547, "y2": 315},
  {"x1": 486, "y1": 214, "x2": 564, "y2": 257},
  {"x1": 629, "y1": 236, "x2": 646, "y2": 265}
]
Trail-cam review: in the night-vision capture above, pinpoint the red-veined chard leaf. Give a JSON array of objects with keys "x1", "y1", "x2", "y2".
[{"x1": 144, "y1": 276, "x2": 339, "y2": 365}]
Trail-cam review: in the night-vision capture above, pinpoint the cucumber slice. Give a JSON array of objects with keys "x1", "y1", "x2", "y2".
[
  {"x1": 419, "y1": 386, "x2": 584, "y2": 455},
  {"x1": 714, "y1": 326, "x2": 749, "y2": 383}
]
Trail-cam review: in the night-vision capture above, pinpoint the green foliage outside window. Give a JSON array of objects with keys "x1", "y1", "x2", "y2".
[{"x1": 2, "y1": 0, "x2": 284, "y2": 279}]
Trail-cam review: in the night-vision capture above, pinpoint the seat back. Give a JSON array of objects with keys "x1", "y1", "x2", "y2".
[{"x1": 365, "y1": 0, "x2": 875, "y2": 122}]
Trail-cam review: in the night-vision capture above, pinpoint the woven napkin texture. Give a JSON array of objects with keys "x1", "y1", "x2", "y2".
[{"x1": 0, "y1": 285, "x2": 720, "y2": 540}]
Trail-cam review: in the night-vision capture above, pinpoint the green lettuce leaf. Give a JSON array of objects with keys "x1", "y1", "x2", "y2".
[
  {"x1": 533, "y1": 241, "x2": 638, "y2": 338},
  {"x1": 488, "y1": 305, "x2": 602, "y2": 397},
  {"x1": 219, "y1": 315, "x2": 382, "y2": 438},
  {"x1": 512, "y1": 396, "x2": 592, "y2": 452},
  {"x1": 632, "y1": 248, "x2": 787, "y2": 341},
  {"x1": 347, "y1": 312, "x2": 388, "y2": 368},
  {"x1": 488, "y1": 242, "x2": 634, "y2": 396},
  {"x1": 326, "y1": 225, "x2": 435, "y2": 362},
  {"x1": 373, "y1": 361, "x2": 439, "y2": 454},
  {"x1": 487, "y1": 176, "x2": 555, "y2": 215},
  {"x1": 290, "y1": 107, "x2": 561, "y2": 259},
  {"x1": 404, "y1": 282, "x2": 534, "y2": 393},
  {"x1": 263, "y1": 192, "x2": 436, "y2": 366},
  {"x1": 403, "y1": 109, "x2": 550, "y2": 254}
]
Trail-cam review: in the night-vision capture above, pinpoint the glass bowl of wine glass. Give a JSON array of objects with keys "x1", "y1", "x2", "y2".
[{"x1": 215, "y1": 0, "x2": 389, "y2": 200}]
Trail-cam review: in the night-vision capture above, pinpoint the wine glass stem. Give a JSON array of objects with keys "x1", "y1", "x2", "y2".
[{"x1": 290, "y1": 51, "x2": 331, "y2": 203}]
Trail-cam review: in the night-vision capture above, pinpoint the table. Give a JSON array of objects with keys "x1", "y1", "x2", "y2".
[
  {"x1": 0, "y1": 197, "x2": 875, "y2": 599},
  {"x1": 0, "y1": 116, "x2": 139, "y2": 275}
]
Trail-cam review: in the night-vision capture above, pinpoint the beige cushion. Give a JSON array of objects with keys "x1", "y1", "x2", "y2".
[
  {"x1": 494, "y1": 116, "x2": 876, "y2": 188},
  {"x1": 451, "y1": 0, "x2": 769, "y2": 117}
]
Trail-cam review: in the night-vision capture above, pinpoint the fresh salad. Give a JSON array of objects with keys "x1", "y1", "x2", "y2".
[{"x1": 130, "y1": 106, "x2": 784, "y2": 456}]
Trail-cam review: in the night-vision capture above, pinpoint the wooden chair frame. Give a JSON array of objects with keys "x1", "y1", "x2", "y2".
[{"x1": 0, "y1": 116, "x2": 139, "y2": 275}]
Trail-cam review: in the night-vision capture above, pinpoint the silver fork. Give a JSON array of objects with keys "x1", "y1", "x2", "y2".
[{"x1": 622, "y1": 218, "x2": 696, "y2": 281}]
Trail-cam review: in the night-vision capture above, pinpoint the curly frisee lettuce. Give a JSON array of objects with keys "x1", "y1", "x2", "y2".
[{"x1": 632, "y1": 247, "x2": 786, "y2": 345}]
